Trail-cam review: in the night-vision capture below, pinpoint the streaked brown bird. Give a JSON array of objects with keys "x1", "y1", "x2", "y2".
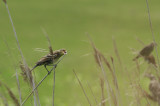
[
  {"x1": 133, "y1": 42, "x2": 156, "y2": 61},
  {"x1": 31, "y1": 49, "x2": 67, "y2": 74}
]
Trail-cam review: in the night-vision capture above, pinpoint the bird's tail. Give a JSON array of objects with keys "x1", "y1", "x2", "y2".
[
  {"x1": 30, "y1": 64, "x2": 38, "y2": 72},
  {"x1": 133, "y1": 55, "x2": 141, "y2": 61}
]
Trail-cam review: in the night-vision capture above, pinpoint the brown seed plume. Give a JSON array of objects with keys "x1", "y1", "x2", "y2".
[
  {"x1": 4, "y1": 85, "x2": 20, "y2": 106},
  {"x1": 145, "y1": 55, "x2": 157, "y2": 67},
  {"x1": 3, "y1": 0, "x2": 7, "y2": 3},
  {"x1": 20, "y1": 62, "x2": 33, "y2": 85},
  {"x1": 145, "y1": 74, "x2": 160, "y2": 104}
]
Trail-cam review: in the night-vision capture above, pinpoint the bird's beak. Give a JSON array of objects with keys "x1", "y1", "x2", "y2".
[{"x1": 64, "y1": 51, "x2": 67, "y2": 55}]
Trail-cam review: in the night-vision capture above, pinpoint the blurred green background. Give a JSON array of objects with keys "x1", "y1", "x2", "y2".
[{"x1": 0, "y1": 0, "x2": 160, "y2": 105}]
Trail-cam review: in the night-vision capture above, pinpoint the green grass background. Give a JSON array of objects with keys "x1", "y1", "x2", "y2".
[{"x1": 0, "y1": 0, "x2": 160, "y2": 105}]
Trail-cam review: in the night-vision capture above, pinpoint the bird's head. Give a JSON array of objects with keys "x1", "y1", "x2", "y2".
[
  {"x1": 59, "y1": 49, "x2": 67, "y2": 55},
  {"x1": 54, "y1": 49, "x2": 67, "y2": 57},
  {"x1": 52, "y1": 49, "x2": 67, "y2": 60}
]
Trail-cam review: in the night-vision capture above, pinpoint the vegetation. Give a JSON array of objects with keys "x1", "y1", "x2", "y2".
[{"x1": 0, "y1": 0, "x2": 160, "y2": 106}]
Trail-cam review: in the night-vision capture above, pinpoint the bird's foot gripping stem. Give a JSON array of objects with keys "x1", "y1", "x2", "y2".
[
  {"x1": 48, "y1": 70, "x2": 51, "y2": 75},
  {"x1": 54, "y1": 64, "x2": 57, "y2": 68}
]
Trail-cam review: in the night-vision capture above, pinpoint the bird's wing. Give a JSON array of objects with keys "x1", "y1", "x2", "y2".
[
  {"x1": 36, "y1": 54, "x2": 53, "y2": 65},
  {"x1": 45, "y1": 54, "x2": 57, "y2": 59}
]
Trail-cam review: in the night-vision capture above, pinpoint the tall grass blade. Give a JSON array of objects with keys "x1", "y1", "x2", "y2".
[
  {"x1": 145, "y1": 0, "x2": 160, "y2": 68},
  {"x1": 87, "y1": 82, "x2": 98, "y2": 105},
  {"x1": 100, "y1": 77, "x2": 105, "y2": 106},
  {"x1": 4, "y1": 1, "x2": 38, "y2": 105},
  {"x1": 112, "y1": 37, "x2": 123, "y2": 72},
  {"x1": 0, "y1": 93, "x2": 8, "y2": 106},
  {"x1": 111, "y1": 57, "x2": 122, "y2": 106},
  {"x1": 41, "y1": 27, "x2": 54, "y2": 55},
  {"x1": 4, "y1": 85, "x2": 20, "y2": 106},
  {"x1": 3, "y1": 39, "x2": 22, "y2": 104},
  {"x1": 73, "y1": 70, "x2": 92, "y2": 106},
  {"x1": 52, "y1": 68, "x2": 56, "y2": 106},
  {"x1": 87, "y1": 34, "x2": 112, "y2": 106}
]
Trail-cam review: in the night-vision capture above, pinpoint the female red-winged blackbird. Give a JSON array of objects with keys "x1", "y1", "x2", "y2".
[
  {"x1": 31, "y1": 49, "x2": 67, "y2": 74},
  {"x1": 133, "y1": 42, "x2": 156, "y2": 61}
]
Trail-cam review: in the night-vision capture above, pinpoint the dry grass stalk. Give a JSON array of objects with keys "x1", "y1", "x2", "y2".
[
  {"x1": 20, "y1": 62, "x2": 29, "y2": 83},
  {"x1": 110, "y1": 89, "x2": 117, "y2": 106},
  {"x1": 142, "y1": 90, "x2": 157, "y2": 102},
  {"x1": 20, "y1": 61, "x2": 39, "y2": 106},
  {"x1": 112, "y1": 37, "x2": 123, "y2": 72},
  {"x1": 135, "y1": 60, "x2": 141, "y2": 81},
  {"x1": 96, "y1": 51, "x2": 113, "y2": 106},
  {"x1": 100, "y1": 77, "x2": 105, "y2": 106},
  {"x1": 129, "y1": 82, "x2": 143, "y2": 106},
  {"x1": 4, "y1": 85, "x2": 20, "y2": 106},
  {"x1": 130, "y1": 71, "x2": 152, "y2": 106},
  {"x1": 145, "y1": 55, "x2": 157, "y2": 68},
  {"x1": 136, "y1": 84, "x2": 151, "y2": 106},
  {"x1": 135, "y1": 84, "x2": 143, "y2": 106},
  {"x1": 87, "y1": 34, "x2": 112, "y2": 106},
  {"x1": 3, "y1": 39, "x2": 22, "y2": 104},
  {"x1": 87, "y1": 82, "x2": 98, "y2": 105},
  {"x1": 145, "y1": 0, "x2": 160, "y2": 68},
  {"x1": 94, "y1": 48, "x2": 101, "y2": 67},
  {"x1": 32, "y1": 72, "x2": 41, "y2": 106},
  {"x1": 0, "y1": 93, "x2": 8, "y2": 106},
  {"x1": 101, "y1": 54, "x2": 113, "y2": 73},
  {"x1": 20, "y1": 62, "x2": 33, "y2": 85},
  {"x1": 0, "y1": 81, "x2": 8, "y2": 106},
  {"x1": 126, "y1": 67, "x2": 151, "y2": 106},
  {"x1": 49, "y1": 46, "x2": 54, "y2": 55},
  {"x1": 20, "y1": 63, "x2": 39, "y2": 106},
  {"x1": 136, "y1": 37, "x2": 145, "y2": 46},
  {"x1": 4, "y1": 1, "x2": 38, "y2": 105},
  {"x1": 145, "y1": 74, "x2": 160, "y2": 105},
  {"x1": 73, "y1": 70, "x2": 92, "y2": 106},
  {"x1": 93, "y1": 47, "x2": 116, "y2": 88},
  {"x1": 110, "y1": 57, "x2": 119, "y2": 91},
  {"x1": 41, "y1": 27, "x2": 58, "y2": 106},
  {"x1": 41, "y1": 27, "x2": 54, "y2": 55},
  {"x1": 111, "y1": 57, "x2": 122, "y2": 106},
  {"x1": 21, "y1": 71, "x2": 51, "y2": 105}
]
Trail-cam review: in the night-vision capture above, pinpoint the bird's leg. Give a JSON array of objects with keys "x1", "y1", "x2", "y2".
[
  {"x1": 44, "y1": 65, "x2": 51, "y2": 75},
  {"x1": 48, "y1": 64, "x2": 57, "y2": 68},
  {"x1": 54, "y1": 64, "x2": 57, "y2": 68}
]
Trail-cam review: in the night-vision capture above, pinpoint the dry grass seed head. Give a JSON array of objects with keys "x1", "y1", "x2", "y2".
[
  {"x1": 4, "y1": 85, "x2": 20, "y2": 106},
  {"x1": 144, "y1": 55, "x2": 157, "y2": 67},
  {"x1": 19, "y1": 62, "x2": 33, "y2": 85},
  {"x1": 0, "y1": 93, "x2": 8, "y2": 106},
  {"x1": 49, "y1": 46, "x2": 53, "y2": 55},
  {"x1": 20, "y1": 62, "x2": 28, "y2": 82},
  {"x1": 145, "y1": 73, "x2": 160, "y2": 102},
  {"x1": 100, "y1": 77, "x2": 105, "y2": 106},
  {"x1": 110, "y1": 89, "x2": 118, "y2": 106},
  {"x1": 3, "y1": 0, "x2": 7, "y2": 3},
  {"x1": 93, "y1": 47, "x2": 101, "y2": 66}
]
